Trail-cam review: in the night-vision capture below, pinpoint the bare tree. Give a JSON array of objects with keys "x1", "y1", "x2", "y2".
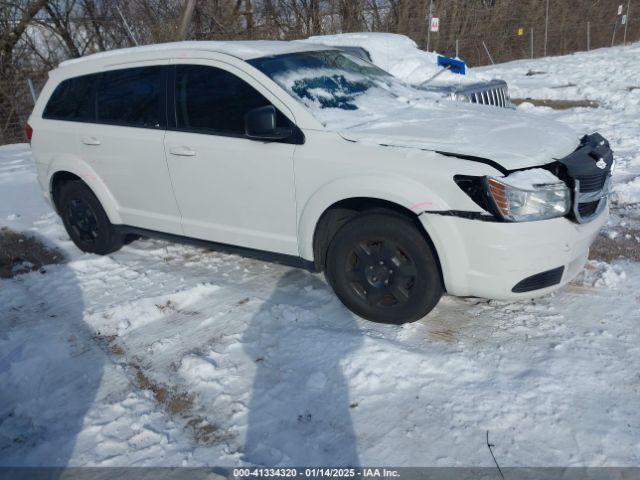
[{"x1": 0, "y1": 0, "x2": 49, "y2": 71}]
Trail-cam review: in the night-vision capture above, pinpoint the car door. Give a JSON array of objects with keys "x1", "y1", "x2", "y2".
[
  {"x1": 76, "y1": 65, "x2": 182, "y2": 235},
  {"x1": 163, "y1": 62, "x2": 299, "y2": 255}
]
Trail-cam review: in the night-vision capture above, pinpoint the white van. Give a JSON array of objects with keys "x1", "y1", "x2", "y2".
[{"x1": 28, "y1": 41, "x2": 612, "y2": 324}]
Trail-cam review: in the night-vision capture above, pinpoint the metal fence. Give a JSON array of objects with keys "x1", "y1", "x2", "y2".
[
  {"x1": 407, "y1": 17, "x2": 639, "y2": 66},
  {"x1": 0, "y1": 74, "x2": 47, "y2": 145}
]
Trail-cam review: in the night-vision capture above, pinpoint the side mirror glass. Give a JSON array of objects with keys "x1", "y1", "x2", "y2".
[{"x1": 245, "y1": 105, "x2": 293, "y2": 141}]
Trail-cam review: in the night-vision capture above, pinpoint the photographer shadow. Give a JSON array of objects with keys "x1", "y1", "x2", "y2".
[
  {"x1": 242, "y1": 270, "x2": 362, "y2": 466},
  {"x1": 0, "y1": 262, "x2": 103, "y2": 471}
]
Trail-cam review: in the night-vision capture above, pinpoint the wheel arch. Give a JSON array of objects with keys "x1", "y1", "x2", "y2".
[
  {"x1": 298, "y1": 175, "x2": 449, "y2": 262},
  {"x1": 50, "y1": 171, "x2": 81, "y2": 212},
  {"x1": 305, "y1": 199, "x2": 444, "y2": 294},
  {"x1": 48, "y1": 165, "x2": 122, "y2": 224},
  {"x1": 312, "y1": 197, "x2": 433, "y2": 266}
]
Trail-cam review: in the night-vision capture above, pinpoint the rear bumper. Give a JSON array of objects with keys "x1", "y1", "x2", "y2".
[{"x1": 420, "y1": 207, "x2": 608, "y2": 300}]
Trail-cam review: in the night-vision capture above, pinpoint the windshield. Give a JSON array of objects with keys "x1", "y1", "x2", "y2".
[
  {"x1": 248, "y1": 50, "x2": 440, "y2": 129},
  {"x1": 249, "y1": 50, "x2": 391, "y2": 109}
]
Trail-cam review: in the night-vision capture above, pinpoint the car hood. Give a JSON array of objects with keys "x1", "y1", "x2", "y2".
[{"x1": 337, "y1": 103, "x2": 579, "y2": 171}]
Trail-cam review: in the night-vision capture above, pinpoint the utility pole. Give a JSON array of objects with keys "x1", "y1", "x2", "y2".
[
  {"x1": 544, "y1": 0, "x2": 549, "y2": 56},
  {"x1": 482, "y1": 41, "x2": 494, "y2": 64},
  {"x1": 177, "y1": 0, "x2": 197, "y2": 41},
  {"x1": 587, "y1": 21, "x2": 590, "y2": 51},
  {"x1": 426, "y1": 0, "x2": 434, "y2": 52},
  {"x1": 530, "y1": 27, "x2": 534, "y2": 59},
  {"x1": 116, "y1": 5, "x2": 139, "y2": 46},
  {"x1": 26, "y1": 78, "x2": 37, "y2": 104},
  {"x1": 243, "y1": 0, "x2": 254, "y2": 39},
  {"x1": 623, "y1": 0, "x2": 631, "y2": 44}
]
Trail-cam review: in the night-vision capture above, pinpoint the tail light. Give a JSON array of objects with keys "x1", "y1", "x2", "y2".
[{"x1": 25, "y1": 123, "x2": 33, "y2": 142}]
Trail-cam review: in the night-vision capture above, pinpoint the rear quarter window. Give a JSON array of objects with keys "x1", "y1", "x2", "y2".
[{"x1": 43, "y1": 75, "x2": 95, "y2": 121}]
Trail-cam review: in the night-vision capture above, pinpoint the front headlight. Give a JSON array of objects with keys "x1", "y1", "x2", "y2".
[
  {"x1": 454, "y1": 93, "x2": 470, "y2": 102},
  {"x1": 486, "y1": 175, "x2": 570, "y2": 222}
]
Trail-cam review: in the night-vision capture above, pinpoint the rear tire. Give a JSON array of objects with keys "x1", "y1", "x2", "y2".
[
  {"x1": 59, "y1": 181, "x2": 125, "y2": 255},
  {"x1": 325, "y1": 213, "x2": 443, "y2": 324}
]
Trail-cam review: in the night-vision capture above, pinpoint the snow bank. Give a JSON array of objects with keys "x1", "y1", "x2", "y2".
[
  {"x1": 580, "y1": 260, "x2": 628, "y2": 288},
  {"x1": 305, "y1": 32, "x2": 478, "y2": 85}
]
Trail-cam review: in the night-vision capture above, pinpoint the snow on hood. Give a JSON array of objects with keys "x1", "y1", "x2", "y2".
[
  {"x1": 266, "y1": 51, "x2": 578, "y2": 171},
  {"x1": 337, "y1": 103, "x2": 579, "y2": 171},
  {"x1": 304, "y1": 32, "x2": 479, "y2": 85}
]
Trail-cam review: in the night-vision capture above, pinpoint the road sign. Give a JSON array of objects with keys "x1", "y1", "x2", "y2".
[
  {"x1": 517, "y1": 27, "x2": 524, "y2": 36},
  {"x1": 622, "y1": 14, "x2": 627, "y2": 24},
  {"x1": 430, "y1": 17, "x2": 439, "y2": 32},
  {"x1": 618, "y1": 4, "x2": 623, "y2": 15}
]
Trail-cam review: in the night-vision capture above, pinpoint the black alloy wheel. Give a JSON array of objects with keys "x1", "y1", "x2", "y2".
[
  {"x1": 59, "y1": 181, "x2": 125, "y2": 255},
  {"x1": 66, "y1": 197, "x2": 99, "y2": 243},
  {"x1": 325, "y1": 213, "x2": 443, "y2": 324},
  {"x1": 344, "y1": 238, "x2": 417, "y2": 308}
]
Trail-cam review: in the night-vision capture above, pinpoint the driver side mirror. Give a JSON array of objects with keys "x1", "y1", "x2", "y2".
[{"x1": 245, "y1": 105, "x2": 293, "y2": 141}]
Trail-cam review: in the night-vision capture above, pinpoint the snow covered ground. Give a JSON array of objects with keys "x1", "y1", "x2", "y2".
[{"x1": 1, "y1": 42, "x2": 640, "y2": 468}]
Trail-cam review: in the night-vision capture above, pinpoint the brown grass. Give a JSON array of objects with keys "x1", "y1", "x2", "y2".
[
  {"x1": 97, "y1": 334, "x2": 125, "y2": 356},
  {"x1": 0, "y1": 227, "x2": 64, "y2": 278},
  {"x1": 590, "y1": 229, "x2": 640, "y2": 263},
  {"x1": 131, "y1": 363, "x2": 230, "y2": 444},
  {"x1": 155, "y1": 299, "x2": 199, "y2": 316},
  {"x1": 186, "y1": 416, "x2": 227, "y2": 445},
  {"x1": 130, "y1": 364, "x2": 194, "y2": 415}
]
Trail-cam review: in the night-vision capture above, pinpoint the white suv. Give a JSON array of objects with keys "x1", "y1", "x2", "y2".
[{"x1": 28, "y1": 41, "x2": 612, "y2": 324}]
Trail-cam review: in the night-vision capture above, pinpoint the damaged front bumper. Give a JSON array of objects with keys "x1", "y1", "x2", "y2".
[
  {"x1": 423, "y1": 132, "x2": 614, "y2": 300},
  {"x1": 420, "y1": 205, "x2": 608, "y2": 300}
]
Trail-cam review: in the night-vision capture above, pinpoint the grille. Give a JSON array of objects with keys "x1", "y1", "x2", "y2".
[
  {"x1": 470, "y1": 86, "x2": 509, "y2": 107},
  {"x1": 578, "y1": 201, "x2": 600, "y2": 217},
  {"x1": 572, "y1": 176, "x2": 610, "y2": 223},
  {"x1": 576, "y1": 172, "x2": 608, "y2": 192},
  {"x1": 559, "y1": 133, "x2": 614, "y2": 224},
  {"x1": 512, "y1": 267, "x2": 565, "y2": 293}
]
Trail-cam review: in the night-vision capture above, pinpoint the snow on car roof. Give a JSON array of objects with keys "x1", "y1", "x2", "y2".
[{"x1": 59, "y1": 40, "x2": 332, "y2": 68}]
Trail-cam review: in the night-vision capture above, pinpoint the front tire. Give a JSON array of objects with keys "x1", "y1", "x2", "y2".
[
  {"x1": 59, "y1": 181, "x2": 125, "y2": 255},
  {"x1": 325, "y1": 213, "x2": 443, "y2": 324}
]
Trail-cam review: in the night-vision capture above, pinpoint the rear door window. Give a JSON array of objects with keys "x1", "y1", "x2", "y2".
[
  {"x1": 96, "y1": 66, "x2": 166, "y2": 128},
  {"x1": 43, "y1": 74, "x2": 95, "y2": 121}
]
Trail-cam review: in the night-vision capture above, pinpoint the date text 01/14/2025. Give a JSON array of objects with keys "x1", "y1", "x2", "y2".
[{"x1": 233, "y1": 468, "x2": 400, "y2": 478}]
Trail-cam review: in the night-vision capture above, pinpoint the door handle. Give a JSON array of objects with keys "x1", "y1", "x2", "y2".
[
  {"x1": 81, "y1": 137, "x2": 101, "y2": 146},
  {"x1": 169, "y1": 146, "x2": 196, "y2": 157}
]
